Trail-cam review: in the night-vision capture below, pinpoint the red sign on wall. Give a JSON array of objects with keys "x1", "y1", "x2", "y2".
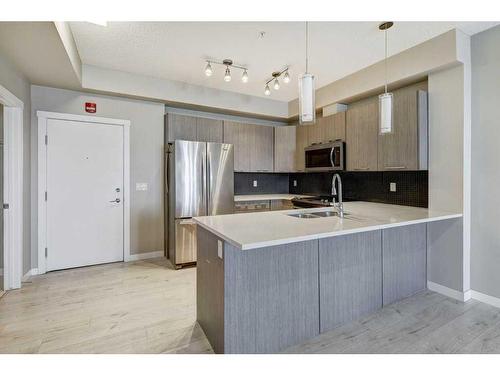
[{"x1": 85, "y1": 102, "x2": 97, "y2": 113}]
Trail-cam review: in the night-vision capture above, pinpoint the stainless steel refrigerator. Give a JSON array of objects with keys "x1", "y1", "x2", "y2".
[{"x1": 166, "y1": 140, "x2": 234, "y2": 268}]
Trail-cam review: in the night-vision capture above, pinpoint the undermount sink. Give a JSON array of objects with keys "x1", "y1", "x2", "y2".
[
  {"x1": 287, "y1": 213, "x2": 322, "y2": 219},
  {"x1": 286, "y1": 210, "x2": 351, "y2": 219}
]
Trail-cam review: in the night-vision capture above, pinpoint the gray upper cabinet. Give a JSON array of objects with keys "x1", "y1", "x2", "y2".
[
  {"x1": 196, "y1": 117, "x2": 223, "y2": 143},
  {"x1": 223, "y1": 121, "x2": 274, "y2": 172},
  {"x1": 346, "y1": 96, "x2": 379, "y2": 171},
  {"x1": 377, "y1": 81, "x2": 428, "y2": 171},
  {"x1": 274, "y1": 126, "x2": 296, "y2": 172},
  {"x1": 166, "y1": 113, "x2": 197, "y2": 142},
  {"x1": 295, "y1": 125, "x2": 309, "y2": 172},
  {"x1": 251, "y1": 125, "x2": 274, "y2": 172},
  {"x1": 166, "y1": 113, "x2": 223, "y2": 143},
  {"x1": 223, "y1": 121, "x2": 250, "y2": 172},
  {"x1": 323, "y1": 111, "x2": 346, "y2": 142}
]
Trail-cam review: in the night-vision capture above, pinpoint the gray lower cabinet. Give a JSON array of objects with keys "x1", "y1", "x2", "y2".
[
  {"x1": 382, "y1": 223, "x2": 427, "y2": 305},
  {"x1": 196, "y1": 227, "x2": 225, "y2": 353},
  {"x1": 197, "y1": 224, "x2": 429, "y2": 353},
  {"x1": 223, "y1": 239, "x2": 319, "y2": 354},
  {"x1": 319, "y1": 231, "x2": 382, "y2": 332}
]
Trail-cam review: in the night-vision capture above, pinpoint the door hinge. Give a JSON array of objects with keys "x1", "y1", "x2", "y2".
[
  {"x1": 2, "y1": 203, "x2": 9, "y2": 209},
  {"x1": 45, "y1": 135, "x2": 48, "y2": 145},
  {"x1": 45, "y1": 247, "x2": 48, "y2": 257},
  {"x1": 45, "y1": 191, "x2": 47, "y2": 201}
]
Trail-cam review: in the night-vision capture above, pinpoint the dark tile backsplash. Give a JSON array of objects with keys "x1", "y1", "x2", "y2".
[
  {"x1": 235, "y1": 173, "x2": 290, "y2": 195},
  {"x1": 235, "y1": 171, "x2": 428, "y2": 208},
  {"x1": 289, "y1": 171, "x2": 428, "y2": 208}
]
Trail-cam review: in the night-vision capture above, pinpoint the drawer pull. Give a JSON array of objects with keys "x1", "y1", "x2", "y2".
[{"x1": 354, "y1": 167, "x2": 369, "y2": 171}]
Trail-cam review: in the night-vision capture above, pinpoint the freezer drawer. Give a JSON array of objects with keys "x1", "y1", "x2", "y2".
[{"x1": 174, "y1": 218, "x2": 197, "y2": 265}]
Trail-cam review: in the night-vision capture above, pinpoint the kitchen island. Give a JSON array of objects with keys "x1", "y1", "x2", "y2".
[{"x1": 193, "y1": 202, "x2": 462, "y2": 354}]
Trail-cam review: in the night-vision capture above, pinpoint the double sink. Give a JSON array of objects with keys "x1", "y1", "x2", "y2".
[{"x1": 287, "y1": 210, "x2": 347, "y2": 219}]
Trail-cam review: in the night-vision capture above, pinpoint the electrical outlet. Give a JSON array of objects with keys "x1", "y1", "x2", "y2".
[
  {"x1": 293, "y1": 180, "x2": 297, "y2": 187},
  {"x1": 390, "y1": 182, "x2": 397, "y2": 192},
  {"x1": 253, "y1": 180, "x2": 258, "y2": 187}
]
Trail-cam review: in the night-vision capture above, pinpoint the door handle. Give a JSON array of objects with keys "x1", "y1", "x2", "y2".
[{"x1": 109, "y1": 198, "x2": 121, "y2": 203}]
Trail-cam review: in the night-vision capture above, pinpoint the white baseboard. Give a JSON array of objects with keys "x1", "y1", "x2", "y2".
[
  {"x1": 471, "y1": 290, "x2": 500, "y2": 309},
  {"x1": 125, "y1": 251, "x2": 164, "y2": 262},
  {"x1": 427, "y1": 281, "x2": 471, "y2": 302},
  {"x1": 22, "y1": 268, "x2": 39, "y2": 282}
]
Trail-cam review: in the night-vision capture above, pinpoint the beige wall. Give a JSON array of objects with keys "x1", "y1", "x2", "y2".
[
  {"x1": 428, "y1": 65, "x2": 464, "y2": 213},
  {"x1": 0, "y1": 53, "x2": 32, "y2": 274},
  {"x1": 470, "y1": 25, "x2": 500, "y2": 298},
  {"x1": 30, "y1": 85, "x2": 165, "y2": 261}
]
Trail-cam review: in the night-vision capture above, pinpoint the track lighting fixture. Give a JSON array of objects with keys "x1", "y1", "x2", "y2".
[
  {"x1": 203, "y1": 58, "x2": 248, "y2": 83},
  {"x1": 263, "y1": 68, "x2": 290, "y2": 97}
]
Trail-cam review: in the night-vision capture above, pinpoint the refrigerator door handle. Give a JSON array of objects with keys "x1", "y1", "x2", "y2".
[
  {"x1": 207, "y1": 152, "x2": 211, "y2": 214},
  {"x1": 201, "y1": 148, "x2": 208, "y2": 215}
]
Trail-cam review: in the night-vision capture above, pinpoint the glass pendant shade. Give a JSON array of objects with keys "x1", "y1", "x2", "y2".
[
  {"x1": 379, "y1": 92, "x2": 393, "y2": 134},
  {"x1": 264, "y1": 84, "x2": 271, "y2": 96},
  {"x1": 283, "y1": 71, "x2": 290, "y2": 83},
  {"x1": 241, "y1": 70, "x2": 249, "y2": 83},
  {"x1": 299, "y1": 73, "x2": 316, "y2": 125},
  {"x1": 204, "y1": 62, "x2": 213, "y2": 76}
]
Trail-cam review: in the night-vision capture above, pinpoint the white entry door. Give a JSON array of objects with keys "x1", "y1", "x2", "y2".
[{"x1": 46, "y1": 118, "x2": 124, "y2": 271}]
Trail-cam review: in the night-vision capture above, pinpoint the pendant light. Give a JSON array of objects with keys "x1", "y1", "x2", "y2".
[
  {"x1": 379, "y1": 22, "x2": 394, "y2": 134},
  {"x1": 299, "y1": 21, "x2": 315, "y2": 125}
]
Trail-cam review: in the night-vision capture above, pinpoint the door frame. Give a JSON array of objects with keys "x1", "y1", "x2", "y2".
[
  {"x1": 37, "y1": 111, "x2": 130, "y2": 274},
  {"x1": 0, "y1": 84, "x2": 24, "y2": 290}
]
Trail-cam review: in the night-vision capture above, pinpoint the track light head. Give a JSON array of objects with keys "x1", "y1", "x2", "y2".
[
  {"x1": 241, "y1": 70, "x2": 249, "y2": 83},
  {"x1": 224, "y1": 67, "x2": 231, "y2": 82},
  {"x1": 204, "y1": 62, "x2": 213, "y2": 76}
]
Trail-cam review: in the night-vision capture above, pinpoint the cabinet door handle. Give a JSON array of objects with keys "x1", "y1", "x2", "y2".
[
  {"x1": 385, "y1": 166, "x2": 407, "y2": 170},
  {"x1": 354, "y1": 167, "x2": 369, "y2": 171}
]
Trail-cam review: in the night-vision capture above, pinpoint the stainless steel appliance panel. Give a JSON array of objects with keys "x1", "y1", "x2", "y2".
[
  {"x1": 207, "y1": 142, "x2": 234, "y2": 216},
  {"x1": 305, "y1": 141, "x2": 345, "y2": 172},
  {"x1": 174, "y1": 218, "x2": 197, "y2": 264},
  {"x1": 174, "y1": 140, "x2": 207, "y2": 218}
]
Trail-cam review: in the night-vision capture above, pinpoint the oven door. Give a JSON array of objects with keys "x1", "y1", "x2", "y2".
[{"x1": 305, "y1": 142, "x2": 344, "y2": 171}]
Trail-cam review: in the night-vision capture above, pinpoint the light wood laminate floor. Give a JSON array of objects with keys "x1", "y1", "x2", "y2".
[{"x1": 1, "y1": 258, "x2": 500, "y2": 354}]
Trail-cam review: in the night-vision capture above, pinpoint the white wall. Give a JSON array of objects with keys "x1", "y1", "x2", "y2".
[
  {"x1": 30, "y1": 85, "x2": 165, "y2": 262},
  {"x1": 0, "y1": 53, "x2": 31, "y2": 274},
  {"x1": 83, "y1": 64, "x2": 289, "y2": 119},
  {"x1": 470, "y1": 25, "x2": 500, "y2": 299}
]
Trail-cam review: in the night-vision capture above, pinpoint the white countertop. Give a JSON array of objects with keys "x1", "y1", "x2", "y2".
[
  {"x1": 234, "y1": 194, "x2": 311, "y2": 202},
  {"x1": 193, "y1": 202, "x2": 462, "y2": 250}
]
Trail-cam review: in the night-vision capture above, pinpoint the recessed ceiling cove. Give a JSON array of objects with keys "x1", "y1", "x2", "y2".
[{"x1": 69, "y1": 21, "x2": 498, "y2": 102}]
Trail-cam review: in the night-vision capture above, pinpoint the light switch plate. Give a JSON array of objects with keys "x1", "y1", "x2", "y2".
[
  {"x1": 293, "y1": 180, "x2": 297, "y2": 187},
  {"x1": 253, "y1": 180, "x2": 258, "y2": 187},
  {"x1": 390, "y1": 182, "x2": 397, "y2": 192},
  {"x1": 136, "y1": 182, "x2": 148, "y2": 191},
  {"x1": 217, "y1": 240, "x2": 223, "y2": 259}
]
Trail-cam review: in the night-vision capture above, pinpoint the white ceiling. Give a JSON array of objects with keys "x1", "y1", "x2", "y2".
[{"x1": 69, "y1": 21, "x2": 498, "y2": 102}]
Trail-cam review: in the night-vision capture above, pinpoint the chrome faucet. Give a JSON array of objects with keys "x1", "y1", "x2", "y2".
[{"x1": 331, "y1": 173, "x2": 344, "y2": 218}]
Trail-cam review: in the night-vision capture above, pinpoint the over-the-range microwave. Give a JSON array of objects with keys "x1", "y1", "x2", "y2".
[{"x1": 305, "y1": 140, "x2": 346, "y2": 172}]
